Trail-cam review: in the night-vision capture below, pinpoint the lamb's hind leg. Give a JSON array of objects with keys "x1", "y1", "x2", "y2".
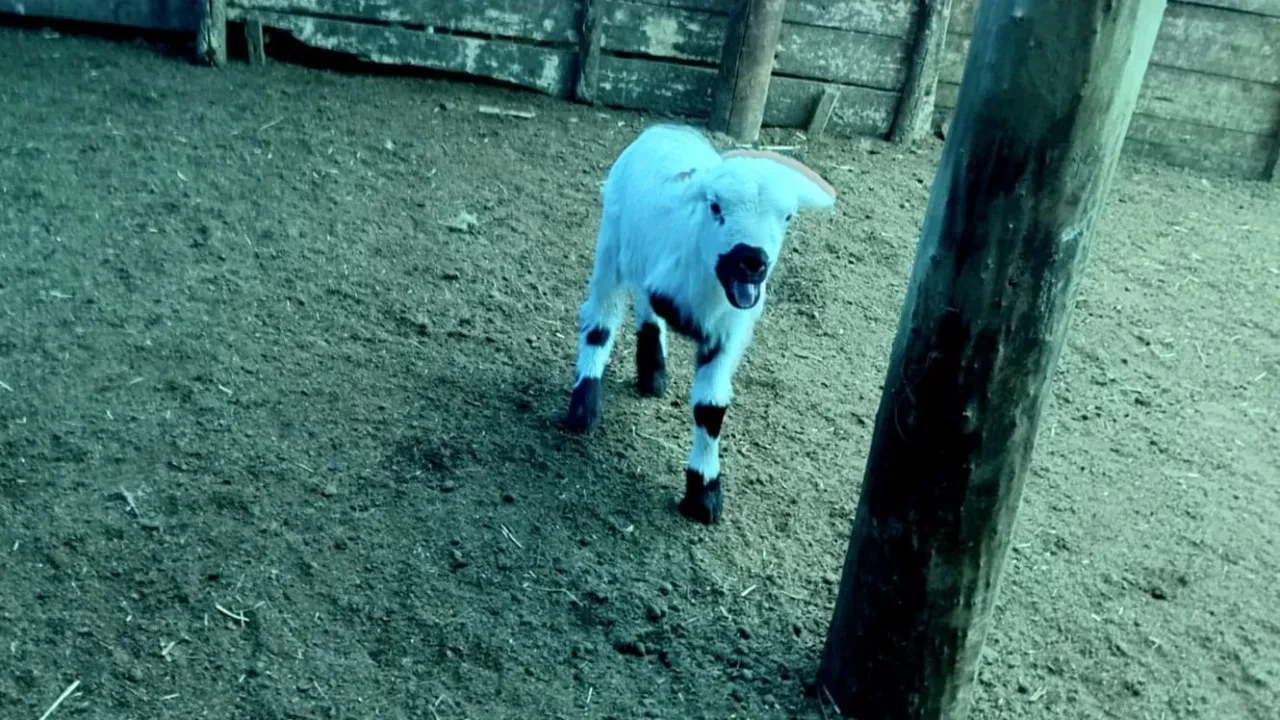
[
  {"x1": 565, "y1": 231, "x2": 626, "y2": 433},
  {"x1": 633, "y1": 295, "x2": 668, "y2": 397}
]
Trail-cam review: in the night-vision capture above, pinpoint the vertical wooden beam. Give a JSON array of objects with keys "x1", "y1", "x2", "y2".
[
  {"x1": 245, "y1": 17, "x2": 266, "y2": 66},
  {"x1": 806, "y1": 86, "x2": 840, "y2": 139},
  {"x1": 1266, "y1": 119, "x2": 1280, "y2": 183},
  {"x1": 196, "y1": 0, "x2": 227, "y2": 66},
  {"x1": 1270, "y1": 56, "x2": 1280, "y2": 182},
  {"x1": 816, "y1": 0, "x2": 1167, "y2": 718},
  {"x1": 575, "y1": 0, "x2": 605, "y2": 104},
  {"x1": 708, "y1": 0, "x2": 787, "y2": 143},
  {"x1": 891, "y1": 0, "x2": 954, "y2": 143}
]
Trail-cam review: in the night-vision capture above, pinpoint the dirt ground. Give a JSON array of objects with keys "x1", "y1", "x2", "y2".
[{"x1": 1, "y1": 20, "x2": 1277, "y2": 720}]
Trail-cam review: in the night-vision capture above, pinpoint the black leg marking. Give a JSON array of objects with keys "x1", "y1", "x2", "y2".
[
  {"x1": 649, "y1": 292, "x2": 706, "y2": 343},
  {"x1": 635, "y1": 322, "x2": 667, "y2": 397},
  {"x1": 693, "y1": 404, "x2": 727, "y2": 439},
  {"x1": 565, "y1": 377, "x2": 603, "y2": 433},
  {"x1": 695, "y1": 342, "x2": 722, "y2": 368},
  {"x1": 584, "y1": 327, "x2": 611, "y2": 347},
  {"x1": 679, "y1": 469, "x2": 723, "y2": 524}
]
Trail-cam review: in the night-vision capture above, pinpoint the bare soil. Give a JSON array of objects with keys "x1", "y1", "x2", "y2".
[{"x1": 1, "y1": 22, "x2": 1277, "y2": 720}]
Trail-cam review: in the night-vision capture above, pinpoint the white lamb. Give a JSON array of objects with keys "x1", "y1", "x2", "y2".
[{"x1": 564, "y1": 123, "x2": 837, "y2": 524}]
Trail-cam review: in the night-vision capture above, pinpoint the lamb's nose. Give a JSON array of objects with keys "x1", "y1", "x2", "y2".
[{"x1": 739, "y1": 253, "x2": 767, "y2": 280}]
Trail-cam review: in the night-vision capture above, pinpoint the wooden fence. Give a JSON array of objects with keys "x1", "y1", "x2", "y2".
[
  {"x1": 2, "y1": 0, "x2": 1278, "y2": 180},
  {"x1": 0, "y1": 0, "x2": 199, "y2": 31},
  {"x1": 214, "y1": 0, "x2": 917, "y2": 138},
  {"x1": 221, "y1": 0, "x2": 1280, "y2": 180},
  {"x1": 940, "y1": 0, "x2": 1280, "y2": 181}
]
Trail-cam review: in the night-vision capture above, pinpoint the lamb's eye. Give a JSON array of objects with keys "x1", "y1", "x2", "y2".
[{"x1": 710, "y1": 202, "x2": 722, "y2": 216}]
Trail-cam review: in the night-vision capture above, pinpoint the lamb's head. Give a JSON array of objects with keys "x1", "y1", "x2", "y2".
[{"x1": 683, "y1": 150, "x2": 836, "y2": 310}]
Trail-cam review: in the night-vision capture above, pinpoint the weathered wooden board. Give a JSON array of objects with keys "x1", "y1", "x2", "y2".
[
  {"x1": 946, "y1": 0, "x2": 978, "y2": 33},
  {"x1": 949, "y1": 2, "x2": 1280, "y2": 84},
  {"x1": 942, "y1": 37, "x2": 1280, "y2": 135},
  {"x1": 936, "y1": 74, "x2": 1280, "y2": 136},
  {"x1": 1126, "y1": 115, "x2": 1276, "y2": 179},
  {"x1": 243, "y1": 10, "x2": 576, "y2": 96},
  {"x1": 596, "y1": 55, "x2": 899, "y2": 136},
  {"x1": 952, "y1": 0, "x2": 1280, "y2": 34},
  {"x1": 1179, "y1": 0, "x2": 1280, "y2": 17},
  {"x1": 1154, "y1": 3, "x2": 1280, "y2": 84},
  {"x1": 1135, "y1": 66, "x2": 1280, "y2": 135},
  {"x1": 603, "y1": 1, "x2": 910, "y2": 90},
  {"x1": 228, "y1": 0, "x2": 581, "y2": 42},
  {"x1": 630, "y1": 0, "x2": 917, "y2": 37},
  {"x1": 0, "y1": 0, "x2": 199, "y2": 30},
  {"x1": 935, "y1": 81, "x2": 1275, "y2": 178}
]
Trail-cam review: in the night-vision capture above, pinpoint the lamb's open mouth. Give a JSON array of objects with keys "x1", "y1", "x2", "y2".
[
  {"x1": 716, "y1": 243, "x2": 769, "y2": 310},
  {"x1": 724, "y1": 279, "x2": 762, "y2": 309}
]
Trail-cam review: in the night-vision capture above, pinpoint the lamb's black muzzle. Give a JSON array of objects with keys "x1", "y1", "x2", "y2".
[{"x1": 715, "y1": 243, "x2": 769, "y2": 310}]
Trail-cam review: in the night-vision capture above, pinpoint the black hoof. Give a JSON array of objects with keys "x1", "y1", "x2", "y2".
[
  {"x1": 565, "y1": 377, "x2": 603, "y2": 433},
  {"x1": 678, "y1": 470, "x2": 723, "y2": 524},
  {"x1": 637, "y1": 368, "x2": 668, "y2": 398}
]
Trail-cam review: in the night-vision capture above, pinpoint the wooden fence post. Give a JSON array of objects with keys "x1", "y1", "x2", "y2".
[
  {"x1": 891, "y1": 0, "x2": 954, "y2": 143},
  {"x1": 196, "y1": 0, "x2": 227, "y2": 66},
  {"x1": 816, "y1": 0, "x2": 1167, "y2": 718},
  {"x1": 245, "y1": 17, "x2": 266, "y2": 65},
  {"x1": 576, "y1": 0, "x2": 605, "y2": 104},
  {"x1": 708, "y1": 0, "x2": 787, "y2": 143}
]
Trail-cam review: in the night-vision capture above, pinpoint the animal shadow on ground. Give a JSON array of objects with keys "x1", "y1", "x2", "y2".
[{"x1": 381, "y1": 348, "x2": 699, "y2": 543}]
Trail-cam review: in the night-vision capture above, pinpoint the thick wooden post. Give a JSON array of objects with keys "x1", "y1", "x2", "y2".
[
  {"x1": 816, "y1": 1, "x2": 1166, "y2": 718},
  {"x1": 196, "y1": 0, "x2": 227, "y2": 66},
  {"x1": 891, "y1": 0, "x2": 954, "y2": 143},
  {"x1": 575, "y1": 0, "x2": 605, "y2": 104},
  {"x1": 708, "y1": 0, "x2": 787, "y2": 142}
]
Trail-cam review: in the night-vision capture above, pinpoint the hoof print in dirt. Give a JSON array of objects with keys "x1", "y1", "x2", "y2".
[
  {"x1": 614, "y1": 639, "x2": 647, "y2": 657},
  {"x1": 564, "y1": 377, "x2": 603, "y2": 433},
  {"x1": 678, "y1": 471, "x2": 723, "y2": 525}
]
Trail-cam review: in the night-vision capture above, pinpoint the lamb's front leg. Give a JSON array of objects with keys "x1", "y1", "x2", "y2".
[{"x1": 678, "y1": 339, "x2": 739, "y2": 524}]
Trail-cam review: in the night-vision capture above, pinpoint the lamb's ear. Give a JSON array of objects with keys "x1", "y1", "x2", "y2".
[{"x1": 722, "y1": 149, "x2": 837, "y2": 210}]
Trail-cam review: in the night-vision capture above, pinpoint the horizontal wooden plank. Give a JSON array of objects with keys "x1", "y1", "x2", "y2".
[
  {"x1": 949, "y1": 2, "x2": 1280, "y2": 84},
  {"x1": 595, "y1": 55, "x2": 899, "y2": 136},
  {"x1": 941, "y1": 35, "x2": 1280, "y2": 135},
  {"x1": 247, "y1": 11, "x2": 576, "y2": 96},
  {"x1": 1136, "y1": 66, "x2": 1280, "y2": 135},
  {"x1": 948, "y1": 0, "x2": 979, "y2": 35},
  {"x1": 1125, "y1": 115, "x2": 1275, "y2": 179},
  {"x1": 1179, "y1": 0, "x2": 1280, "y2": 18},
  {"x1": 1156, "y1": 2, "x2": 1280, "y2": 84},
  {"x1": 767, "y1": 74, "x2": 900, "y2": 135},
  {"x1": 953, "y1": 0, "x2": 1280, "y2": 35},
  {"x1": 934, "y1": 82, "x2": 1275, "y2": 179},
  {"x1": 0, "y1": 0, "x2": 198, "y2": 31},
  {"x1": 603, "y1": 1, "x2": 910, "y2": 89},
  {"x1": 229, "y1": 0, "x2": 581, "y2": 42},
  {"x1": 629, "y1": 0, "x2": 917, "y2": 37}
]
